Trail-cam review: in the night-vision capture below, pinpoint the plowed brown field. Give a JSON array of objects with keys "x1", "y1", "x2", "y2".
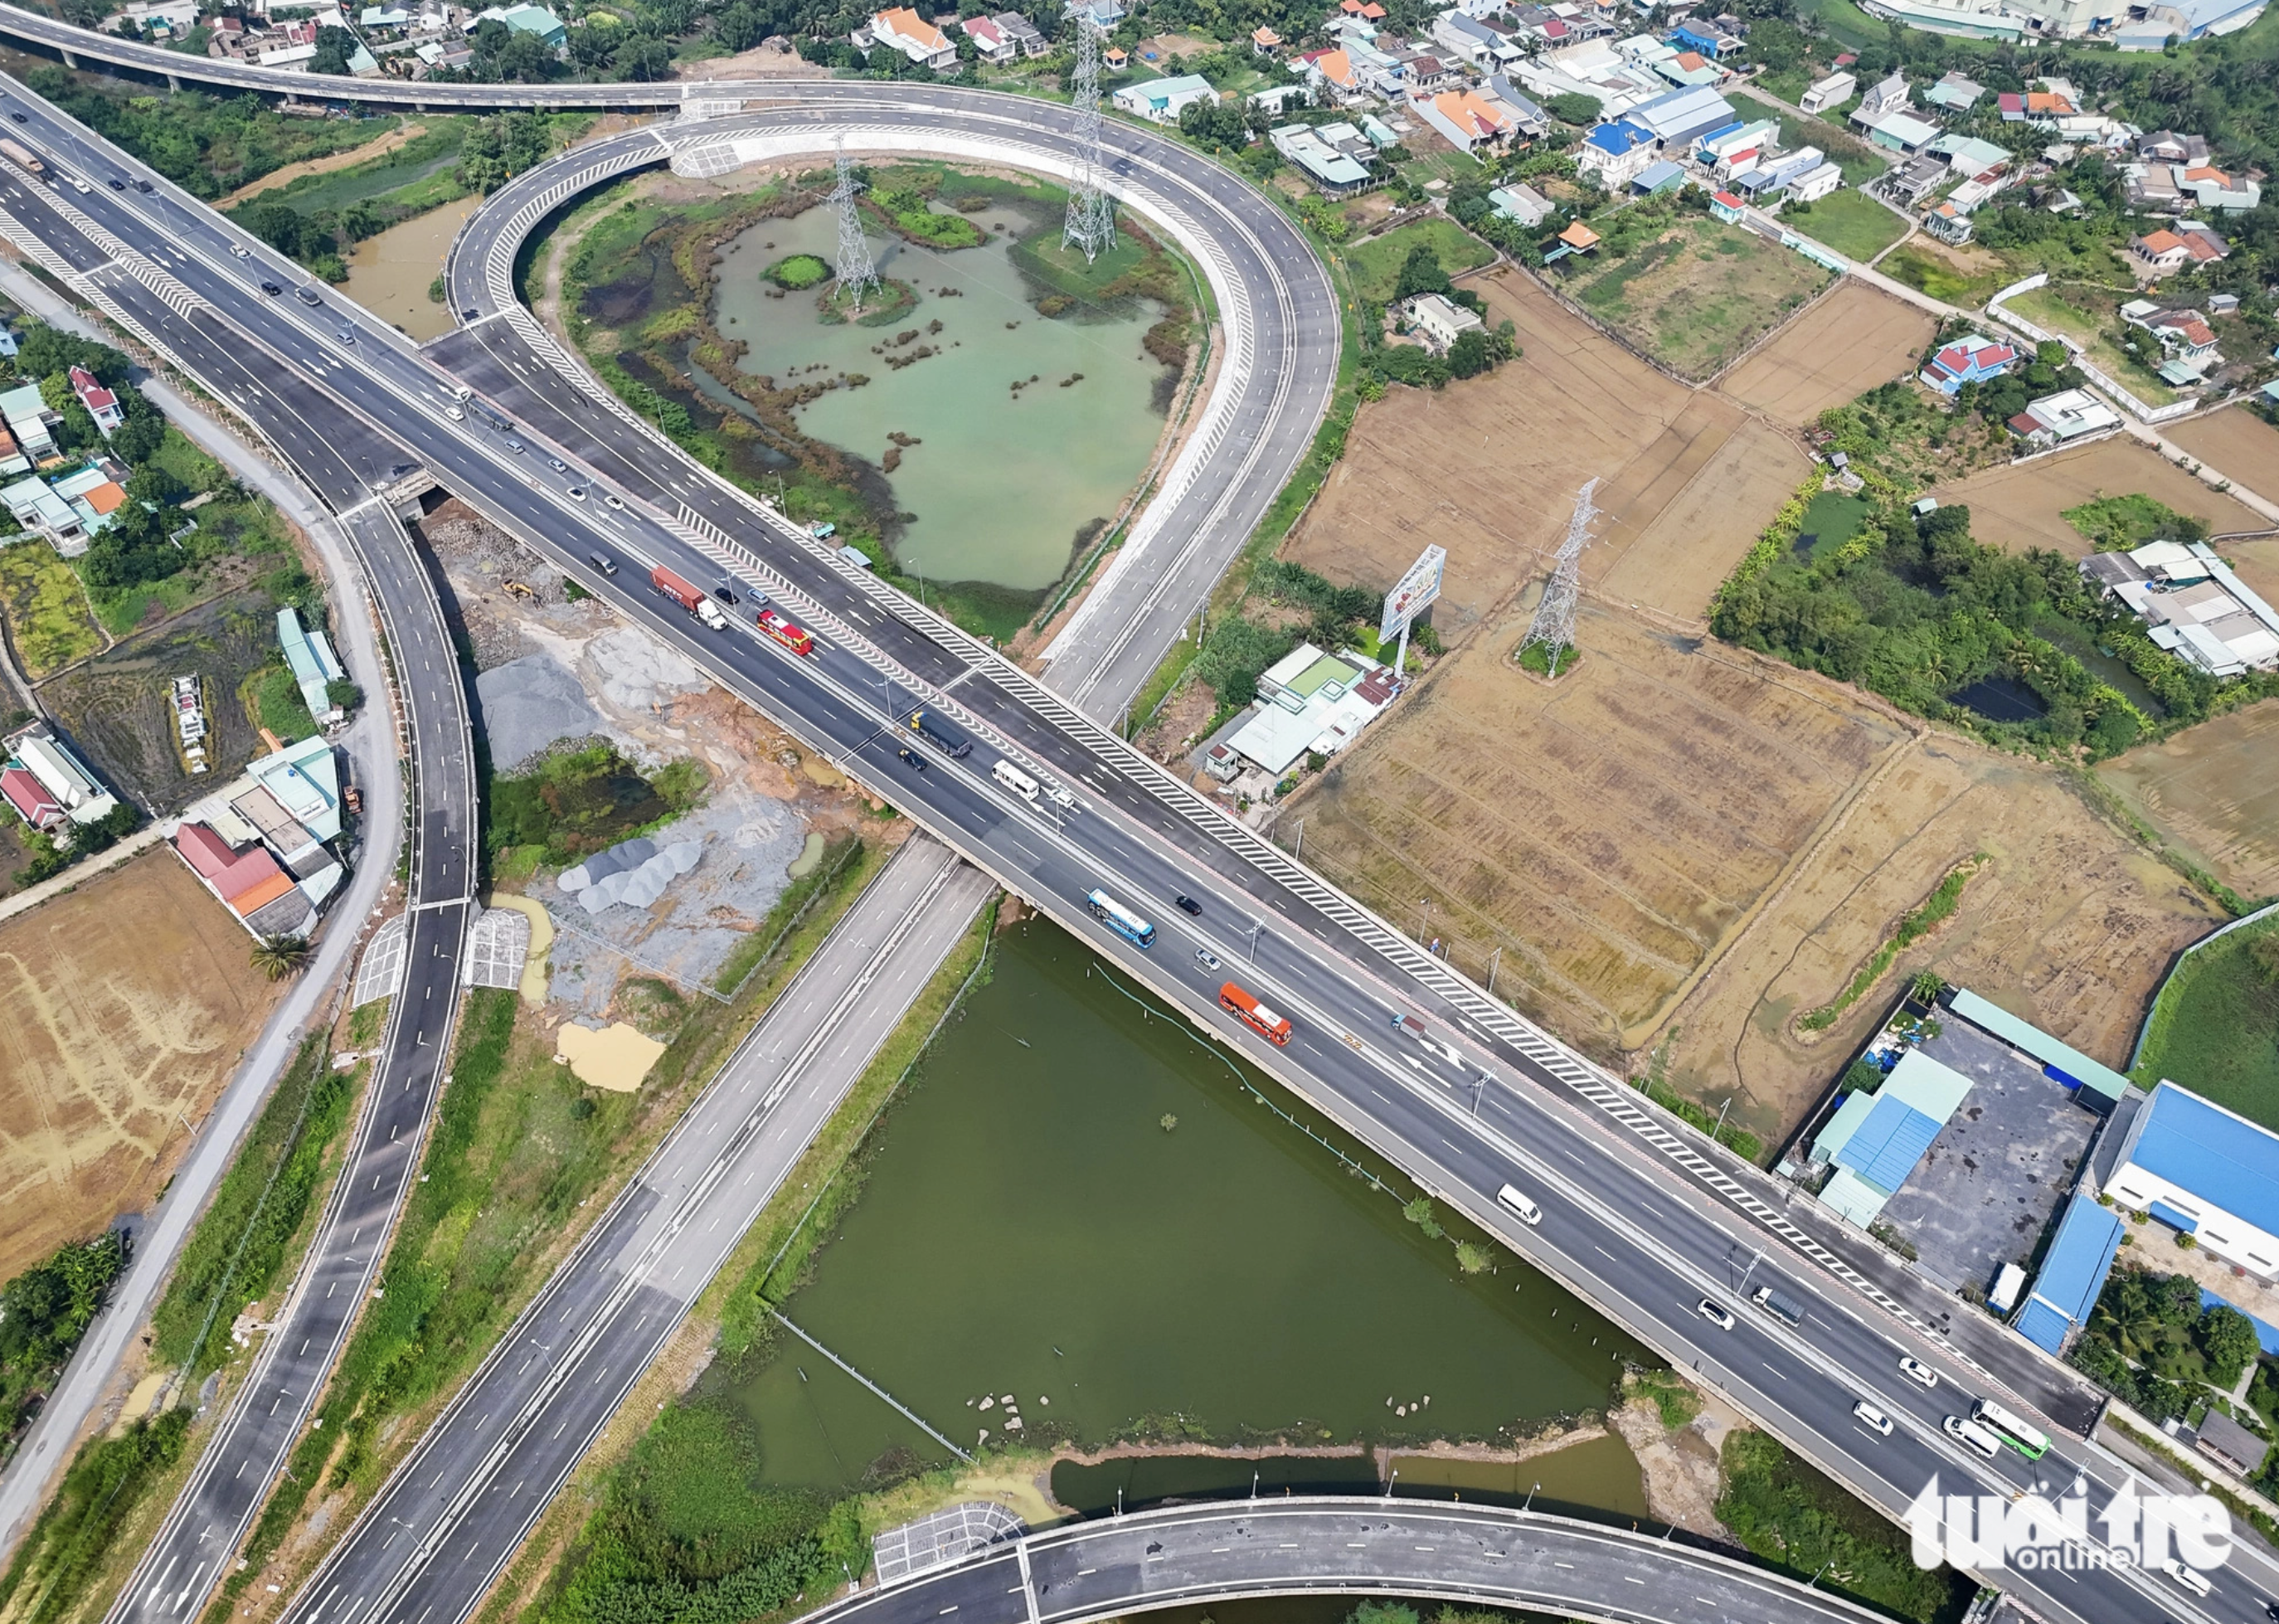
[
  {"x1": 1929, "y1": 438, "x2": 2263, "y2": 557},
  {"x1": 0, "y1": 850, "x2": 279, "y2": 1279},
  {"x1": 1285, "y1": 268, "x2": 1804, "y2": 636},
  {"x1": 1717, "y1": 281, "x2": 1935, "y2": 425}
]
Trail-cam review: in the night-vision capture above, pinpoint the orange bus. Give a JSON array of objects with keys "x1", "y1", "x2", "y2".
[{"x1": 1220, "y1": 981, "x2": 1292, "y2": 1045}]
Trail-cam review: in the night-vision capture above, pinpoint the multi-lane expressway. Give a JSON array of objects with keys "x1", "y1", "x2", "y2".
[
  {"x1": 0, "y1": 36, "x2": 2263, "y2": 1624},
  {"x1": 804, "y1": 1498, "x2": 1900, "y2": 1624}
]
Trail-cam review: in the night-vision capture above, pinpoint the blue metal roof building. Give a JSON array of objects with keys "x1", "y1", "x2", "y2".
[
  {"x1": 2105, "y1": 1083, "x2": 2279, "y2": 1279},
  {"x1": 2014, "y1": 1194, "x2": 2126, "y2": 1353},
  {"x1": 1811, "y1": 1048, "x2": 1974, "y2": 1228}
]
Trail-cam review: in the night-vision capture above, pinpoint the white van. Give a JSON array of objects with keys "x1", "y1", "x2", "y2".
[
  {"x1": 992, "y1": 759, "x2": 1040, "y2": 804},
  {"x1": 1496, "y1": 1184, "x2": 1541, "y2": 1227},
  {"x1": 1942, "y1": 1414, "x2": 2002, "y2": 1459}
]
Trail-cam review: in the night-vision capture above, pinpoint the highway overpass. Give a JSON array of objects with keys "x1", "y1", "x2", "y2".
[
  {"x1": 798, "y1": 1498, "x2": 1898, "y2": 1624},
  {"x1": 0, "y1": 42, "x2": 2257, "y2": 1624}
]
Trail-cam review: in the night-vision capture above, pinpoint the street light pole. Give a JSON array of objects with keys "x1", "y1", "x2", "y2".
[
  {"x1": 1247, "y1": 918, "x2": 1263, "y2": 963},
  {"x1": 1488, "y1": 945, "x2": 1500, "y2": 995}
]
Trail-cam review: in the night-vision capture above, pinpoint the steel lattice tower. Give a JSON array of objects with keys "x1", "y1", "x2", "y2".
[
  {"x1": 1062, "y1": 12, "x2": 1115, "y2": 260},
  {"x1": 1517, "y1": 479, "x2": 1600, "y2": 674},
  {"x1": 829, "y1": 138, "x2": 882, "y2": 315}
]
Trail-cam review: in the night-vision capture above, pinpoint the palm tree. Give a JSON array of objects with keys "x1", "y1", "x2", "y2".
[{"x1": 250, "y1": 934, "x2": 311, "y2": 982}]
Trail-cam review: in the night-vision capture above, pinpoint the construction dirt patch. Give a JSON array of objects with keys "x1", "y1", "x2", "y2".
[
  {"x1": 37, "y1": 585, "x2": 288, "y2": 815},
  {"x1": 1284, "y1": 268, "x2": 1806, "y2": 639},
  {"x1": 2164, "y1": 405, "x2": 2279, "y2": 505},
  {"x1": 1928, "y1": 438, "x2": 2265, "y2": 559},
  {"x1": 1285, "y1": 602, "x2": 1907, "y2": 1057},
  {"x1": 2097, "y1": 703, "x2": 2279, "y2": 905},
  {"x1": 0, "y1": 848, "x2": 281, "y2": 1281},
  {"x1": 1715, "y1": 280, "x2": 1935, "y2": 425},
  {"x1": 1655, "y1": 737, "x2": 2223, "y2": 1145}
]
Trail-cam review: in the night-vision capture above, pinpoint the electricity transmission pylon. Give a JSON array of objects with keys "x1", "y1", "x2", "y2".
[
  {"x1": 829, "y1": 137, "x2": 881, "y2": 314},
  {"x1": 1062, "y1": 12, "x2": 1115, "y2": 260},
  {"x1": 1517, "y1": 479, "x2": 1599, "y2": 676}
]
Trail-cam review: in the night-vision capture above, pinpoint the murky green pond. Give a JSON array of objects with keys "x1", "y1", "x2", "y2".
[
  {"x1": 710, "y1": 205, "x2": 1172, "y2": 593},
  {"x1": 712, "y1": 921, "x2": 1647, "y2": 1493}
]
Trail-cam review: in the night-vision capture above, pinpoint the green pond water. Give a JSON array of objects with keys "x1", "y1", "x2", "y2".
[
  {"x1": 708, "y1": 203, "x2": 1173, "y2": 594},
  {"x1": 709, "y1": 921, "x2": 1649, "y2": 1495}
]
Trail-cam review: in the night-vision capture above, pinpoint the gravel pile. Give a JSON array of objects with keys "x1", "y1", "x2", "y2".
[{"x1": 474, "y1": 654, "x2": 606, "y2": 771}]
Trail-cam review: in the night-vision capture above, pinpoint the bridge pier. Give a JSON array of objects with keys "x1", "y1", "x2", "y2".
[
  {"x1": 59, "y1": 46, "x2": 75, "y2": 67},
  {"x1": 166, "y1": 71, "x2": 180, "y2": 90}
]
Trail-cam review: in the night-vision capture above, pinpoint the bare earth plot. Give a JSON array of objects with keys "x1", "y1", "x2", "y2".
[
  {"x1": 1285, "y1": 270, "x2": 1802, "y2": 635},
  {"x1": 1659, "y1": 744, "x2": 2221, "y2": 1141},
  {"x1": 2163, "y1": 404, "x2": 2279, "y2": 507},
  {"x1": 1928, "y1": 438, "x2": 2263, "y2": 558},
  {"x1": 2097, "y1": 706, "x2": 2279, "y2": 905},
  {"x1": 1716, "y1": 281, "x2": 1935, "y2": 425},
  {"x1": 0, "y1": 849, "x2": 280, "y2": 1281},
  {"x1": 1292, "y1": 604, "x2": 1905, "y2": 1054}
]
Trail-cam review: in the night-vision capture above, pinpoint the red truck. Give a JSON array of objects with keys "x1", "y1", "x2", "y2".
[{"x1": 651, "y1": 564, "x2": 727, "y2": 630}]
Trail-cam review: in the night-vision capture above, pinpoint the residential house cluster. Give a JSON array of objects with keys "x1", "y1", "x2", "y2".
[
  {"x1": 1918, "y1": 332, "x2": 2019, "y2": 395},
  {"x1": 2124, "y1": 130, "x2": 2262, "y2": 216},
  {"x1": 192, "y1": 2, "x2": 566, "y2": 80},
  {"x1": 170, "y1": 733, "x2": 347, "y2": 939},
  {"x1": 1269, "y1": 119, "x2": 1396, "y2": 195},
  {"x1": 2128, "y1": 221, "x2": 2231, "y2": 282},
  {"x1": 2118, "y1": 298, "x2": 2225, "y2": 387},
  {"x1": 2004, "y1": 387, "x2": 2119, "y2": 447},
  {"x1": 0, "y1": 725, "x2": 119, "y2": 844},
  {"x1": 2, "y1": 458, "x2": 131, "y2": 557},
  {"x1": 2082, "y1": 539, "x2": 2279, "y2": 678},
  {"x1": 1202, "y1": 641, "x2": 1402, "y2": 799}
]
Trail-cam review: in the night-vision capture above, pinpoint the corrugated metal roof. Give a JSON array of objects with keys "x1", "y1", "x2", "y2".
[
  {"x1": 1819, "y1": 1164, "x2": 1893, "y2": 1228},
  {"x1": 2014, "y1": 1296, "x2": 2072, "y2": 1353},
  {"x1": 1883, "y1": 1047, "x2": 1975, "y2": 1121},
  {"x1": 1949, "y1": 988, "x2": 2128, "y2": 1098},
  {"x1": 1834, "y1": 1094, "x2": 1941, "y2": 1193},
  {"x1": 1813, "y1": 1089, "x2": 1878, "y2": 1164},
  {"x1": 2016, "y1": 1193, "x2": 2124, "y2": 1353}
]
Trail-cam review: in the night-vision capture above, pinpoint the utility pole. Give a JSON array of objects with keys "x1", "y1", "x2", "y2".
[{"x1": 1487, "y1": 945, "x2": 1500, "y2": 996}]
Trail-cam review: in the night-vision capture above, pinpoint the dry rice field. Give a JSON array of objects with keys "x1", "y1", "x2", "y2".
[
  {"x1": 0, "y1": 850, "x2": 279, "y2": 1280},
  {"x1": 1285, "y1": 269, "x2": 1804, "y2": 636},
  {"x1": 1929, "y1": 438, "x2": 2264, "y2": 558},
  {"x1": 1716, "y1": 281, "x2": 1935, "y2": 425},
  {"x1": 1280, "y1": 259, "x2": 2232, "y2": 1148},
  {"x1": 2098, "y1": 705, "x2": 2279, "y2": 905},
  {"x1": 2164, "y1": 403, "x2": 2279, "y2": 503},
  {"x1": 1291, "y1": 604, "x2": 1907, "y2": 1055},
  {"x1": 1660, "y1": 742, "x2": 2222, "y2": 1142}
]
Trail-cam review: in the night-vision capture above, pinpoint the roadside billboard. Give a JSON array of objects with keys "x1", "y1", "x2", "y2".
[{"x1": 1379, "y1": 544, "x2": 1446, "y2": 644}]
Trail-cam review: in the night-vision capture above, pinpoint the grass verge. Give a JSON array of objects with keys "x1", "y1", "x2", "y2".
[
  {"x1": 214, "y1": 838, "x2": 893, "y2": 1613},
  {"x1": 2131, "y1": 912, "x2": 2279, "y2": 1130},
  {"x1": 470, "y1": 890, "x2": 999, "y2": 1624},
  {"x1": 1717, "y1": 1429, "x2": 1968, "y2": 1623}
]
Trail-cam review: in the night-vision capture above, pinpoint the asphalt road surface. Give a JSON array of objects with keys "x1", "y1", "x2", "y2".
[
  {"x1": 0, "y1": 57, "x2": 2262, "y2": 1624},
  {"x1": 808, "y1": 1498, "x2": 1898, "y2": 1624}
]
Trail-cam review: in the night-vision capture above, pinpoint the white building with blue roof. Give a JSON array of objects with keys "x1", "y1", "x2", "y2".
[{"x1": 2104, "y1": 1082, "x2": 2279, "y2": 1279}]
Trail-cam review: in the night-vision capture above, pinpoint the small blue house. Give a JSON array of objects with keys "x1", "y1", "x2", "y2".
[{"x1": 1669, "y1": 18, "x2": 1741, "y2": 56}]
